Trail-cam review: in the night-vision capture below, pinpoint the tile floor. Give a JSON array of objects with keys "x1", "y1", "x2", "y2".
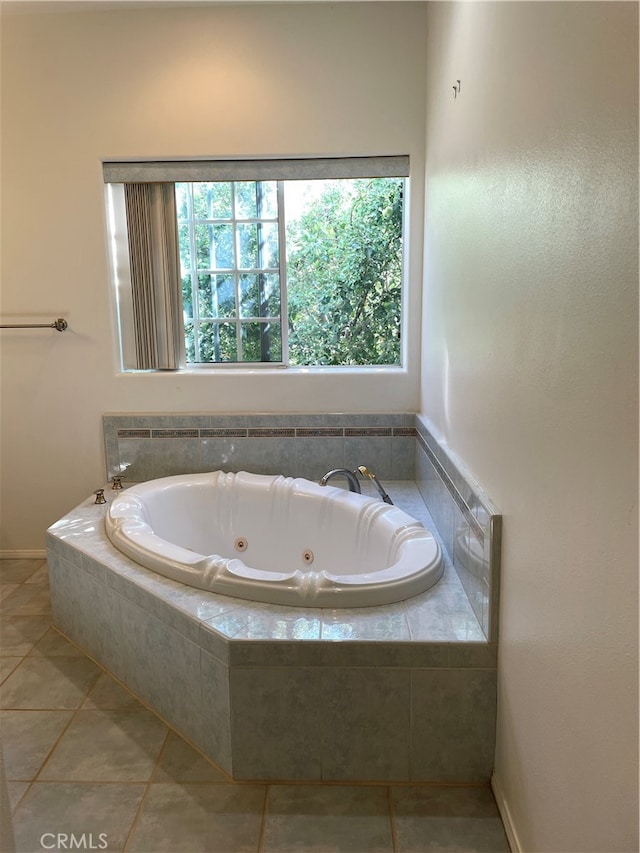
[{"x1": 1, "y1": 559, "x2": 510, "y2": 853}]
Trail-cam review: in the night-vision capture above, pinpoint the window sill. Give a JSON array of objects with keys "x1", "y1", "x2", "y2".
[{"x1": 118, "y1": 364, "x2": 407, "y2": 377}]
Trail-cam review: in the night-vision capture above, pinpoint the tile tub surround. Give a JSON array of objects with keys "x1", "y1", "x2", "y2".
[
  {"x1": 47, "y1": 481, "x2": 497, "y2": 784},
  {"x1": 415, "y1": 415, "x2": 502, "y2": 643},
  {"x1": 103, "y1": 411, "x2": 502, "y2": 640},
  {"x1": 103, "y1": 412, "x2": 417, "y2": 484}
]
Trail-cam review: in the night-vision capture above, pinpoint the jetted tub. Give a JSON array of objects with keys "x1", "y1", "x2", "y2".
[{"x1": 105, "y1": 471, "x2": 443, "y2": 607}]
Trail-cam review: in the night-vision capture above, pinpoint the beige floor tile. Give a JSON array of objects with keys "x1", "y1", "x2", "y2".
[
  {"x1": 0, "y1": 657, "x2": 22, "y2": 682},
  {"x1": 126, "y1": 782, "x2": 265, "y2": 852},
  {"x1": 7, "y1": 781, "x2": 29, "y2": 810},
  {"x1": 12, "y1": 781, "x2": 146, "y2": 852},
  {"x1": 39, "y1": 709, "x2": 168, "y2": 782},
  {"x1": 82, "y1": 672, "x2": 146, "y2": 711},
  {"x1": 262, "y1": 784, "x2": 394, "y2": 853},
  {"x1": 1, "y1": 584, "x2": 52, "y2": 616},
  {"x1": 0, "y1": 656, "x2": 101, "y2": 709},
  {"x1": 0, "y1": 584, "x2": 20, "y2": 602},
  {"x1": 0, "y1": 560, "x2": 44, "y2": 584},
  {"x1": 27, "y1": 628, "x2": 85, "y2": 658},
  {"x1": 1, "y1": 709, "x2": 73, "y2": 779},
  {"x1": 391, "y1": 785, "x2": 511, "y2": 852},
  {"x1": 24, "y1": 563, "x2": 50, "y2": 584},
  {"x1": 0, "y1": 615, "x2": 51, "y2": 656},
  {"x1": 152, "y1": 731, "x2": 228, "y2": 783}
]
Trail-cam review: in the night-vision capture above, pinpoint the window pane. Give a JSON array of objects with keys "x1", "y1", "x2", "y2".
[
  {"x1": 198, "y1": 274, "x2": 236, "y2": 318},
  {"x1": 235, "y1": 182, "x2": 258, "y2": 219},
  {"x1": 259, "y1": 222, "x2": 279, "y2": 268},
  {"x1": 234, "y1": 181, "x2": 278, "y2": 219},
  {"x1": 197, "y1": 322, "x2": 237, "y2": 362},
  {"x1": 258, "y1": 182, "x2": 278, "y2": 219},
  {"x1": 285, "y1": 178, "x2": 403, "y2": 366},
  {"x1": 184, "y1": 322, "x2": 195, "y2": 362},
  {"x1": 237, "y1": 223, "x2": 279, "y2": 270},
  {"x1": 236, "y1": 223, "x2": 258, "y2": 269},
  {"x1": 194, "y1": 225, "x2": 210, "y2": 268},
  {"x1": 178, "y1": 223, "x2": 191, "y2": 271},
  {"x1": 197, "y1": 274, "x2": 213, "y2": 317},
  {"x1": 176, "y1": 183, "x2": 190, "y2": 219},
  {"x1": 193, "y1": 182, "x2": 232, "y2": 219},
  {"x1": 208, "y1": 274, "x2": 235, "y2": 318},
  {"x1": 239, "y1": 273, "x2": 280, "y2": 318},
  {"x1": 182, "y1": 275, "x2": 193, "y2": 320},
  {"x1": 241, "y1": 322, "x2": 282, "y2": 363},
  {"x1": 196, "y1": 223, "x2": 234, "y2": 270}
]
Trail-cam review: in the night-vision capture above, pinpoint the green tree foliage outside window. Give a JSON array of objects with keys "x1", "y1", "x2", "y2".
[
  {"x1": 286, "y1": 178, "x2": 403, "y2": 366},
  {"x1": 176, "y1": 177, "x2": 403, "y2": 366}
]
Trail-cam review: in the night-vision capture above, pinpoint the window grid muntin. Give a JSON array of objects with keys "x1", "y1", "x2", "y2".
[{"x1": 178, "y1": 180, "x2": 284, "y2": 364}]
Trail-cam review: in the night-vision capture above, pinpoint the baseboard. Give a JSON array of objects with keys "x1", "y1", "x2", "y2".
[
  {"x1": 0, "y1": 550, "x2": 47, "y2": 560},
  {"x1": 491, "y1": 771, "x2": 522, "y2": 853}
]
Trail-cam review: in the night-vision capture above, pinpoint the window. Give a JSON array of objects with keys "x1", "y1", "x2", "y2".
[
  {"x1": 104, "y1": 157, "x2": 409, "y2": 370},
  {"x1": 177, "y1": 180, "x2": 283, "y2": 364}
]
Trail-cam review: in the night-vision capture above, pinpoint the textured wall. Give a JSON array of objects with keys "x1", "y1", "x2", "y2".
[{"x1": 422, "y1": 3, "x2": 638, "y2": 850}]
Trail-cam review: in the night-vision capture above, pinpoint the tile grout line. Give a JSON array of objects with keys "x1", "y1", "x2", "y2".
[
  {"x1": 27, "y1": 668, "x2": 103, "y2": 785},
  {"x1": 0, "y1": 620, "x2": 50, "y2": 660},
  {"x1": 2, "y1": 583, "x2": 182, "y2": 853},
  {"x1": 6, "y1": 779, "x2": 32, "y2": 813},
  {"x1": 51, "y1": 626, "x2": 236, "y2": 783},
  {"x1": 2, "y1": 576, "x2": 88, "y2": 802},
  {"x1": 408, "y1": 669, "x2": 414, "y2": 784},
  {"x1": 5, "y1": 660, "x2": 96, "y2": 811},
  {"x1": 2, "y1": 568, "x2": 509, "y2": 847},
  {"x1": 387, "y1": 785, "x2": 399, "y2": 853},
  {"x1": 256, "y1": 784, "x2": 270, "y2": 853},
  {"x1": 114, "y1": 685, "x2": 235, "y2": 781},
  {"x1": 121, "y1": 727, "x2": 172, "y2": 852}
]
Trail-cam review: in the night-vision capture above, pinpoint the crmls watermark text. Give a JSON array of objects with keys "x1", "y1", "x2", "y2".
[{"x1": 40, "y1": 833, "x2": 108, "y2": 850}]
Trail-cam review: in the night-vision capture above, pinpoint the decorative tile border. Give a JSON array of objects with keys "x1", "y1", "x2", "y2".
[
  {"x1": 295, "y1": 428, "x2": 344, "y2": 438},
  {"x1": 345, "y1": 427, "x2": 393, "y2": 437},
  {"x1": 414, "y1": 415, "x2": 501, "y2": 643},
  {"x1": 116, "y1": 425, "x2": 416, "y2": 440},
  {"x1": 416, "y1": 431, "x2": 485, "y2": 543},
  {"x1": 151, "y1": 428, "x2": 199, "y2": 439},
  {"x1": 117, "y1": 429, "x2": 151, "y2": 439},
  {"x1": 200, "y1": 428, "x2": 248, "y2": 438},
  {"x1": 247, "y1": 428, "x2": 296, "y2": 438}
]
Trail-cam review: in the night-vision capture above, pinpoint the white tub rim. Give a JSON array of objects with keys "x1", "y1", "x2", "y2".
[{"x1": 105, "y1": 471, "x2": 443, "y2": 608}]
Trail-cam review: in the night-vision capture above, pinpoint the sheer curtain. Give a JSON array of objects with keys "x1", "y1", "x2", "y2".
[{"x1": 124, "y1": 183, "x2": 183, "y2": 369}]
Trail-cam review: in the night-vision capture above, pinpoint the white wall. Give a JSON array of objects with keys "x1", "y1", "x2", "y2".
[
  {"x1": 0, "y1": 2, "x2": 428, "y2": 550},
  {"x1": 422, "y1": 2, "x2": 638, "y2": 851}
]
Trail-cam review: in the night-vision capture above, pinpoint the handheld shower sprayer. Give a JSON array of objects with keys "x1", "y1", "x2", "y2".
[{"x1": 357, "y1": 466, "x2": 394, "y2": 505}]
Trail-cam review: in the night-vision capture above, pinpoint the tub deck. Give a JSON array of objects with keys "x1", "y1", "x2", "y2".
[{"x1": 47, "y1": 480, "x2": 497, "y2": 783}]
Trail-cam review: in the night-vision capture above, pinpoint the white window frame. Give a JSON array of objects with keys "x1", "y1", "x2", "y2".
[{"x1": 104, "y1": 156, "x2": 410, "y2": 372}]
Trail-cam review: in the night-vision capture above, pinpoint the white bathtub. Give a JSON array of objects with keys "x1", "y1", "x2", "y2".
[{"x1": 105, "y1": 471, "x2": 443, "y2": 608}]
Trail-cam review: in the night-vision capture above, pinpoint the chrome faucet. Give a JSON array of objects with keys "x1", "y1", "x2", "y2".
[
  {"x1": 319, "y1": 468, "x2": 362, "y2": 493},
  {"x1": 357, "y1": 466, "x2": 394, "y2": 505}
]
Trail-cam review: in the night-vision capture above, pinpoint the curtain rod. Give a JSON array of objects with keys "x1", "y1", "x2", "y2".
[{"x1": 0, "y1": 318, "x2": 68, "y2": 332}]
